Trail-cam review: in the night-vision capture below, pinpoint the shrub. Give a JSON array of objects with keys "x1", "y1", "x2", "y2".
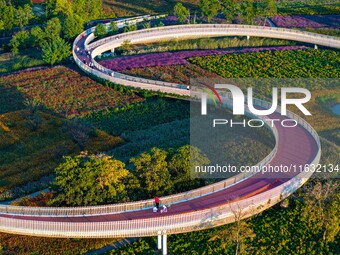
[{"x1": 42, "y1": 37, "x2": 71, "y2": 65}]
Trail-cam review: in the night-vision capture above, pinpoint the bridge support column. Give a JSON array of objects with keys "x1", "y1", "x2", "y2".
[
  {"x1": 162, "y1": 234, "x2": 167, "y2": 255},
  {"x1": 247, "y1": 35, "x2": 250, "y2": 40},
  {"x1": 111, "y1": 48, "x2": 115, "y2": 53},
  {"x1": 157, "y1": 233, "x2": 162, "y2": 250},
  {"x1": 314, "y1": 44, "x2": 318, "y2": 49}
]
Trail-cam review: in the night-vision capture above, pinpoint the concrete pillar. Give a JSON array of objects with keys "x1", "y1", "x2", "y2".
[
  {"x1": 111, "y1": 48, "x2": 115, "y2": 53},
  {"x1": 157, "y1": 233, "x2": 162, "y2": 250},
  {"x1": 247, "y1": 35, "x2": 250, "y2": 40},
  {"x1": 162, "y1": 234, "x2": 167, "y2": 255},
  {"x1": 314, "y1": 44, "x2": 318, "y2": 50}
]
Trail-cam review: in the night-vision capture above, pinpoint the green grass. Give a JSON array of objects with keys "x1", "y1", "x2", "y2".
[
  {"x1": 121, "y1": 37, "x2": 298, "y2": 56},
  {"x1": 305, "y1": 28, "x2": 340, "y2": 37},
  {"x1": 0, "y1": 110, "x2": 123, "y2": 193},
  {"x1": 188, "y1": 49, "x2": 340, "y2": 79},
  {"x1": 320, "y1": 129, "x2": 340, "y2": 147},
  {"x1": 0, "y1": 49, "x2": 46, "y2": 74},
  {"x1": 82, "y1": 97, "x2": 190, "y2": 135}
]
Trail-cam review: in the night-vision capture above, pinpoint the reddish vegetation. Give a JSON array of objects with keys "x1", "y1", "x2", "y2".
[
  {"x1": 101, "y1": 46, "x2": 308, "y2": 71},
  {"x1": 11, "y1": 192, "x2": 53, "y2": 207},
  {"x1": 0, "y1": 66, "x2": 143, "y2": 117},
  {"x1": 32, "y1": 0, "x2": 45, "y2": 4},
  {"x1": 271, "y1": 15, "x2": 340, "y2": 28}
]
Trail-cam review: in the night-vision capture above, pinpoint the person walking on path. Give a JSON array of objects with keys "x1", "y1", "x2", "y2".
[{"x1": 155, "y1": 197, "x2": 160, "y2": 210}]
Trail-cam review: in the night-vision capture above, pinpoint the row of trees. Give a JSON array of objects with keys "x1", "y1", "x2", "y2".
[
  {"x1": 49, "y1": 146, "x2": 210, "y2": 206},
  {"x1": 174, "y1": 0, "x2": 277, "y2": 24},
  {"x1": 0, "y1": 1, "x2": 33, "y2": 31},
  {"x1": 1, "y1": 0, "x2": 103, "y2": 65}
]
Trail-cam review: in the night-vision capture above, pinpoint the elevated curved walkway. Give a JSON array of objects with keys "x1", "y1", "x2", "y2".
[
  {"x1": 0, "y1": 19, "x2": 326, "y2": 238},
  {"x1": 80, "y1": 23, "x2": 340, "y2": 96}
]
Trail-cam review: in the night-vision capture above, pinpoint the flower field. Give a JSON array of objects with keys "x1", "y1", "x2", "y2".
[
  {"x1": 271, "y1": 15, "x2": 340, "y2": 28},
  {"x1": 100, "y1": 46, "x2": 308, "y2": 71},
  {"x1": 0, "y1": 66, "x2": 143, "y2": 117},
  {"x1": 122, "y1": 49, "x2": 339, "y2": 86}
]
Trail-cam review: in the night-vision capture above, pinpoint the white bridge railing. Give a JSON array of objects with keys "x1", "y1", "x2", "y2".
[{"x1": 85, "y1": 24, "x2": 340, "y2": 93}]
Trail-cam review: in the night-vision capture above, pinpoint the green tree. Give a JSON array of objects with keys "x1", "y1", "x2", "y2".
[
  {"x1": 241, "y1": 0, "x2": 256, "y2": 25},
  {"x1": 263, "y1": 0, "x2": 277, "y2": 17},
  {"x1": 200, "y1": 0, "x2": 221, "y2": 22},
  {"x1": 42, "y1": 36, "x2": 70, "y2": 65},
  {"x1": 119, "y1": 40, "x2": 132, "y2": 53},
  {"x1": 131, "y1": 147, "x2": 173, "y2": 197},
  {"x1": 142, "y1": 21, "x2": 151, "y2": 29},
  {"x1": 94, "y1": 23, "x2": 107, "y2": 38},
  {"x1": 210, "y1": 204, "x2": 255, "y2": 254},
  {"x1": 87, "y1": 0, "x2": 102, "y2": 20},
  {"x1": 44, "y1": 0, "x2": 57, "y2": 18},
  {"x1": 109, "y1": 21, "x2": 118, "y2": 34},
  {"x1": 63, "y1": 14, "x2": 84, "y2": 39},
  {"x1": 174, "y1": 2, "x2": 190, "y2": 23},
  {"x1": 157, "y1": 21, "x2": 165, "y2": 27},
  {"x1": 0, "y1": 0, "x2": 15, "y2": 31},
  {"x1": 30, "y1": 26, "x2": 45, "y2": 47},
  {"x1": 11, "y1": 0, "x2": 31, "y2": 7},
  {"x1": 15, "y1": 4, "x2": 33, "y2": 29},
  {"x1": 9, "y1": 30, "x2": 30, "y2": 54},
  {"x1": 44, "y1": 17, "x2": 62, "y2": 43},
  {"x1": 50, "y1": 153, "x2": 130, "y2": 206},
  {"x1": 73, "y1": 0, "x2": 102, "y2": 21},
  {"x1": 169, "y1": 145, "x2": 210, "y2": 183},
  {"x1": 123, "y1": 23, "x2": 137, "y2": 33},
  {"x1": 220, "y1": 0, "x2": 239, "y2": 22},
  {"x1": 301, "y1": 181, "x2": 340, "y2": 246},
  {"x1": 73, "y1": 0, "x2": 86, "y2": 17},
  {"x1": 54, "y1": 0, "x2": 73, "y2": 17}
]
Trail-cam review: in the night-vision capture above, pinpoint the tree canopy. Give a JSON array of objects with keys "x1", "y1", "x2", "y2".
[
  {"x1": 200, "y1": 0, "x2": 221, "y2": 22},
  {"x1": 50, "y1": 153, "x2": 130, "y2": 206},
  {"x1": 174, "y1": 3, "x2": 190, "y2": 23},
  {"x1": 94, "y1": 23, "x2": 107, "y2": 38},
  {"x1": 42, "y1": 36, "x2": 71, "y2": 65},
  {"x1": 14, "y1": 4, "x2": 33, "y2": 29},
  {"x1": 131, "y1": 147, "x2": 173, "y2": 197}
]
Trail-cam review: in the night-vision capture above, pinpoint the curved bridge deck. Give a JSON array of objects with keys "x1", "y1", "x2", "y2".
[{"x1": 0, "y1": 112, "x2": 319, "y2": 237}]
